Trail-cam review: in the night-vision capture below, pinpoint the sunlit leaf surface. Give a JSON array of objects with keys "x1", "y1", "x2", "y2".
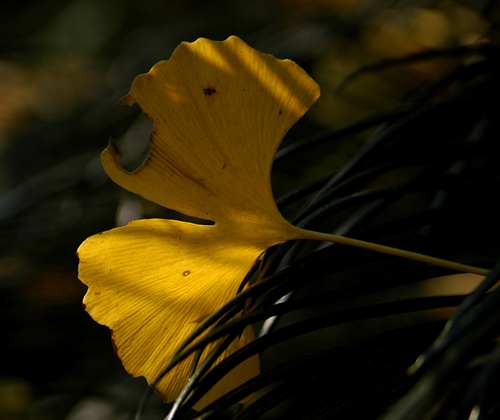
[{"x1": 77, "y1": 36, "x2": 320, "y2": 408}]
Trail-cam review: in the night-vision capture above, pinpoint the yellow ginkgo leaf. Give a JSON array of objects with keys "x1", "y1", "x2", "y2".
[
  {"x1": 78, "y1": 35, "x2": 488, "y2": 412},
  {"x1": 78, "y1": 35, "x2": 320, "y2": 410}
]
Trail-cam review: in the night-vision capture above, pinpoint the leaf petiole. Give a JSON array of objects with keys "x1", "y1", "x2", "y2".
[{"x1": 296, "y1": 227, "x2": 489, "y2": 276}]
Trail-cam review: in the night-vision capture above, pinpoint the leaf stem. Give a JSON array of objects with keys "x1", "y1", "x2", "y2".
[{"x1": 295, "y1": 228, "x2": 489, "y2": 276}]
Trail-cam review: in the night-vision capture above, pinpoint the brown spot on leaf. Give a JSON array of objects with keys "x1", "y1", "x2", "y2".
[
  {"x1": 183, "y1": 270, "x2": 190, "y2": 276},
  {"x1": 278, "y1": 109, "x2": 282, "y2": 115},
  {"x1": 204, "y1": 87, "x2": 216, "y2": 95}
]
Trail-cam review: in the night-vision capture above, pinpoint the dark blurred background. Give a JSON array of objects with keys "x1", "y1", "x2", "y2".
[{"x1": 0, "y1": 1, "x2": 495, "y2": 419}]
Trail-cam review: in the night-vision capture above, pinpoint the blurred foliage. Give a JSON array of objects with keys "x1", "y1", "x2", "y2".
[{"x1": 0, "y1": 0, "x2": 499, "y2": 419}]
